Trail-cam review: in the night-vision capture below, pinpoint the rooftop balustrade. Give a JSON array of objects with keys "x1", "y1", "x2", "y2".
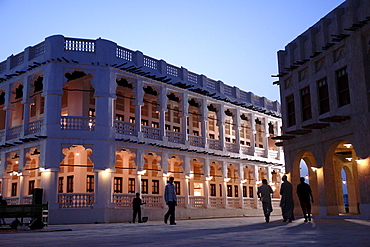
[{"x1": 0, "y1": 35, "x2": 280, "y2": 116}]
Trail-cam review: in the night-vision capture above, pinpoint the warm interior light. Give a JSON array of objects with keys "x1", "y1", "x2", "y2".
[
  {"x1": 241, "y1": 179, "x2": 247, "y2": 183},
  {"x1": 163, "y1": 172, "x2": 172, "y2": 177},
  {"x1": 346, "y1": 158, "x2": 352, "y2": 162},
  {"x1": 206, "y1": 176, "x2": 213, "y2": 181},
  {"x1": 311, "y1": 167, "x2": 318, "y2": 171},
  {"x1": 224, "y1": 178, "x2": 231, "y2": 182},
  {"x1": 104, "y1": 168, "x2": 111, "y2": 172},
  {"x1": 343, "y1": 144, "x2": 352, "y2": 148}
]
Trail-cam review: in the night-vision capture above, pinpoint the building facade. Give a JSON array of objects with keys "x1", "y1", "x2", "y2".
[
  {"x1": 276, "y1": 0, "x2": 370, "y2": 219},
  {"x1": 0, "y1": 35, "x2": 283, "y2": 224}
]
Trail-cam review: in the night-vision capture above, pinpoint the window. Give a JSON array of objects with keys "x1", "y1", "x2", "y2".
[
  {"x1": 58, "y1": 177, "x2": 64, "y2": 193},
  {"x1": 210, "y1": 184, "x2": 216, "y2": 196},
  {"x1": 152, "y1": 180, "x2": 159, "y2": 194},
  {"x1": 192, "y1": 113, "x2": 199, "y2": 128},
  {"x1": 115, "y1": 114, "x2": 124, "y2": 121},
  {"x1": 30, "y1": 103, "x2": 36, "y2": 117},
  {"x1": 209, "y1": 134, "x2": 215, "y2": 139},
  {"x1": 249, "y1": 187, "x2": 254, "y2": 198},
  {"x1": 128, "y1": 178, "x2": 135, "y2": 194},
  {"x1": 141, "y1": 179, "x2": 148, "y2": 194},
  {"x1": 67, "y1": 176, "x2": 74, "y2": 193},
  {"x1": 225, "y1": 137, "x2": 231, "y2": 143},
  {"x1": 129, "y1": 117, "x2": 135, "y2": 123},
  {"x1": 227, "y1": 185, "x2": 232, "y2": 197},
  {"x1": 165, "y1": 125, "x2": 171, "y2": 130},
  {"x1": 151, "y1": 101, "x2": 159, "y2": 118},
  {"x1": 208, "y1": 116, "x2": 215, "y2": 131},
  {"x1": 165, "y1": 104, "x2": 171, "y2": 121},
  {"x1": 89, "y1": 108, "x2": 96, "y2": 117},
  {"x1": 174, "y1": 181, "x2": 181, "y2": 195},
  {"x1": 173, "y1": 126, "x2": 180, "y2": 132},
  {"x1": 11, "y1": 183, "x2": 17, "y2": 196},
  {"x1": 28, "y1": 180, "x2": 35, "y2": 195},
  {"x1": 337, "y1": 67, "x2": 350, "y2": 107},
  {"x1": 86, "y1": 175, "x2": 94, "y2": 192},
  {"x1": 219, "y1": 184, "x2": 222, "y2": 197},
  {"x1": 151, "y1": 122, "x2": 159, "y2": 128},
  {"x1": 234, "y1": 185, "x2": 239, "y2": 197},
  {"x1": 318, "y1": 78, "x2": 330, "y2": 114},
  {"x1": 141, "y1": 119, "x2": 148, "y2": 126},
  {"x1": 114, "y1": 177, "x2": 123, "y2": 193},
  {"x1": 89, "y1": 86, "x2": 95, "y2": 105},
  {"x1": 62, "y1": 89, "x2": 68, "y2": 108},
  {"x1": 116, "y1": 96, "x2": 125, "y2": 111},
  {"x1": 286, "y1": 94, "x2": 296, "y2": 127},
  {"x1": 243, "y1": 186, "x2": 247, "y2": 197},
  {"x1": 142, "y1": 103, "x2": 149, "y2": 117},
  {"x1": 300, "y1": 86, "x2": 312, "y2": 121},
  {"x1": 193, "y1": 130, "x2": 199, "y2": 136},
  {"x1": 173, "y1": 107, "x2": 180, "y2": 123}
]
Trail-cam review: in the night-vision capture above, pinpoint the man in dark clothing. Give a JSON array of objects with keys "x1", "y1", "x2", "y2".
[
  {"x1": 0, "y1": 196, "x2": 7, "y2": 225},
  {"x1": 257, "y1": 179, "x2": 273, "y2": 223},
  {"x1": 164, "y1": 177, "x2": 177, "y2": 225},
  {"x1": 280, "y1": 175, "x2": 294, "y2": 222},
  {"x1": 297, "y1": 177, "x2": 314, "y2": 222},
  {"x1": 132, "y1": 193, "x2": 145, "y2": 223}
]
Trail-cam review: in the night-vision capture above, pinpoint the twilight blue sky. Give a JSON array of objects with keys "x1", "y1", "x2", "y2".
[{"x1": 0, "y1": 0, "x2": 344, "y2": 102}]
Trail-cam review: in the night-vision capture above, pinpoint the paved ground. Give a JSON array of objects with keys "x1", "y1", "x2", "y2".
[{"x1": 0, "y1": 216, "x2": 369, "y2": 246}]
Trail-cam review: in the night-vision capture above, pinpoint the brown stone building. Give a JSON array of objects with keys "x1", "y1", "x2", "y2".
[{"x1": 276, "y1": 0, "x2": 370, "y2": 219}]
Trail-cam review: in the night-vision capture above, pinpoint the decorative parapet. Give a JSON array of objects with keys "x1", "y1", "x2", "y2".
[
  {"x1": 277, "y1": 1, "x2": 370, "y2": 78},
  {"x1": 0, "y1": 35, "x2": 280, "y2": 117}
]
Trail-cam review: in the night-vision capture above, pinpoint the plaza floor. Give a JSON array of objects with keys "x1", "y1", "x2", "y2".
[{"x1": 0, "y1": 216, "x2": 369, "y2": 246}]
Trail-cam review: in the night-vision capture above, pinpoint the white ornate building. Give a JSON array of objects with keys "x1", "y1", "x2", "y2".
[
  {"x1": 0, "y1": 35, "x2": 283, "y2": 224},
  {"x1": 276, "y1": 0, "x2": 370, "y2": 219}
]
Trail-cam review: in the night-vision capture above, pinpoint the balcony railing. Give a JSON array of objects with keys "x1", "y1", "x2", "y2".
[
  {"x1": 241, "y1": 145, "x2": 253, "y2": 156},
  {"x1": 268, "y1": 149, "x2": 279, "y2": 160},
  {"x1": 226, "y1": 143, "x2": 239, "y2": 153},
  {"x1": 60, "y1": 116, "x2": 95, "y2": 131},
  {"x1": 210, "y1": 197, "x2": 224, "y2": 208},
  {"x1": 142, "y1": 126, "x2": 161, "y2": 140},
  {"x1": 255, "y1": 147, "x2": 266, "y2": 158},
  {"x1": 113, "y1": 193, "x2": 135, "y2": 207},
  {"x1": 188, "y1": 135, "x2": 205, "y2": 148},
  {"x1": 166, "y1": 130, "x2": 184, "y2": 144},
  {"x1": 23, "y1": 195, "x2": 33, "y2": 204},
  {"x1": 227, "y1": 197, "x2": 241, "y2": 208},
  {"x1": 142, "y1": 194, "x2": 163, "y2": 208},
  {"x1": 114, "y1": 120, "x2": 137, "y2": 136},
  {"x1": 189, "y1": 196, "x2": 206, "y2": 208},
  {"x1": 27, "y1": 119, "x2": 43, "y2": 135},
  {"x1": 4, "y1": 197, "x2": 20, "y2": 205},
  {"x1": 208, "y1": 139, "x2": 222, "y2": 150},
  {"x1": 58, "y1": 193, "x2": 95, "y2": 208},
  {"x1": 176, "y1": 195, "x2": 186, "y2": 208},
  {"x1": 7, "y1": 125, "x2": 23, "y2": 140},
  {"x1": 243, "y1": 198, "x2": 257, "y2": 209}
]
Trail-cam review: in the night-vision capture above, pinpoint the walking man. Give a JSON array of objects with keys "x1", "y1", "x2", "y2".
[
  {"x1": 257, "y1": 179, "x2": 273, "y2": 223},
  {"x1": 164, "y1": 177, "x2": 177, "y2": 225},
  {"x1": 280, "y1": 175, "x2": 294, "y2": 222},
  {"x1": 297, "y1": 177, "x2": 314, "y2": 222}
]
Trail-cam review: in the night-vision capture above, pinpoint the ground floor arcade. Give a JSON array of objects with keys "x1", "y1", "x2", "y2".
[{"x1": 0, "y1": 143, "x2": 283, "y2": 224}]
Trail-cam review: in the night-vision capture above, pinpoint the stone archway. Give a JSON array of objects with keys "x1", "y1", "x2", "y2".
[
  {"x1": 324, "y1": 141, "x2": 360, "y2": 215},
  {"x1": 290, "y1": 150, "x2": 320, "y2": 216}
]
